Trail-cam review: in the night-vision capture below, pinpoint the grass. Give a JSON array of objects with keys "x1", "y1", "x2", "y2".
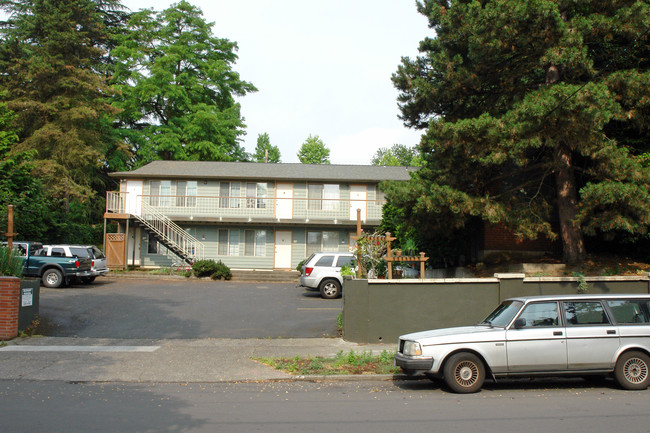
[{"x1": 254, "y1": 350, "x2": 400, "y2": 375}]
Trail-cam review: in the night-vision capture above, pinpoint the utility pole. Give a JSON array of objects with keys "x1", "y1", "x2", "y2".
[{"x1": 4, "y1": 205, "x2": 18, "y2": 250}]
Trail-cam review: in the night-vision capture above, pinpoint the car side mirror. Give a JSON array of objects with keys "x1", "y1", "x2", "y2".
[{"x1": 514, "y1": 317, "x2": 526, "y2": 329}]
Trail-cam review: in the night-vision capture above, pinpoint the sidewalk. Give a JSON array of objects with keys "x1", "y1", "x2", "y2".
[{"x1": 0, "y1": 337, "x2": 399, "y2": 383}]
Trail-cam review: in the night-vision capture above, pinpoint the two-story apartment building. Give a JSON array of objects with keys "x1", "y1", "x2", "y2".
[{"x1": 104, "y1": 160, "x2": 415, "y2": 270}]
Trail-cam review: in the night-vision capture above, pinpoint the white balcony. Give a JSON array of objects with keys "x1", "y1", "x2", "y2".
[{"x1": 106, "y1": 192, "x2": 385, "y2": 223}]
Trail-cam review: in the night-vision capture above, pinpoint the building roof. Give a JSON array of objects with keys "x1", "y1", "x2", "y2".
[{"x1": 110, "y1": 160, "x2": 417, "y2": 182}]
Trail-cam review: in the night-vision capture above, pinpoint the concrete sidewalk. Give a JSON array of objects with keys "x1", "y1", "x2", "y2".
[{"x1": 0, "y1": 337, "x2": 398, "y2": 383}]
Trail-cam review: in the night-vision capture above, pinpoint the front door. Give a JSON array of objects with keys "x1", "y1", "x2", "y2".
[
  {"x1": 349, "y1": 185, "x2": 367, "y2": 221},
  {"x1": 275, "y1": 183, "x2": 293, "y2": 219},
  {"x1": 274, "y1": 230, "x2": 292, "y2": 269},
  {"x1": 124, "y1": 180, "x2": 143, "y2": 216}
]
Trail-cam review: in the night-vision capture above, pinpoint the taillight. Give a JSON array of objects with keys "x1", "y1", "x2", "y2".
[
  {"x1": 75, "y1": 260, "x2": 80, "y2": 268},
  {"x1": 91, "y1": 260, "x2": 95, "y2": 267},
  {"x1": 304, "y1": 267, "x2": 313, "y2": 276}
]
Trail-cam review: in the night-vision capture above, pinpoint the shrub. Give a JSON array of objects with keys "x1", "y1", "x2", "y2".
[
  {"x1": 210, "y1": 260, "x2": 232, "y2": 280},
  {"x1": 0, "y1": 245, "x2": 24, "y2": 277},
  {"x1": 192, "y1": 259, "x2": 219, "y2": 278}
]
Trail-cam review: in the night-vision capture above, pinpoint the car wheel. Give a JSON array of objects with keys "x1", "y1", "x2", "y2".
[
  {"x1": 42, "y1": 269, "x2": 64, "y2": 288},
  {"x1": 319, "y1": 279, "x2": 341, "y2": 299},
  {"x1": 80, "y1": 276, "x2": 96, "y2": 284},
  {"x1": 615, "y1": 351, "x2": 650, "y2": 390},
  {"x1": 443, "y1": 352, "x2": 485, "y2": 393}
]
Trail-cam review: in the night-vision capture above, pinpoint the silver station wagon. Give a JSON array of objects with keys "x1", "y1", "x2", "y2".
[{"x1": 395, "y1": 294, "x2": 650, "y2": 393}]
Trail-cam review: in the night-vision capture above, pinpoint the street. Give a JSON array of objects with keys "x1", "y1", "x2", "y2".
[{"x1": 1, "y1": 379, "x2": 648, "y2": 433}]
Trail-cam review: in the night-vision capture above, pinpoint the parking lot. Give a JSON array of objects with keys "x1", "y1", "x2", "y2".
[{"x1": 36, "y1": 277, "x2": 342, "y2": 339}]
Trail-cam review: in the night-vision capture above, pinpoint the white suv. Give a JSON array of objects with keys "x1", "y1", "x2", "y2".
[{"x1": 299, "y1": 252, "x2": 355, "y2": 299}]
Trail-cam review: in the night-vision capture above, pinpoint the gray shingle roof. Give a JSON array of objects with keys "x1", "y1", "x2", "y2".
[{"x1": 110, "y1": 161, "x2": 416, "y2": 182}]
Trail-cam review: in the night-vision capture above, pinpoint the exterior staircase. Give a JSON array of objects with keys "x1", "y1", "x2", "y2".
[{"x1": 128, "y1": 201, "x2": 204, "y2": 265}]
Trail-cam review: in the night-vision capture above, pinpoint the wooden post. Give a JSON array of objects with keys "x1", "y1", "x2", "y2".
[
  {"x1": 420, "y1": 252, "x2": 426, "y2": 278},
  {"x1": 386, "y1": 232, "x2": 393, "y2": 280},
  {"x1": 356, "y1": 208, "x2": 362, "y2": 278},
  {"x1": 4, "y1": 205, "x2": 18, "y2": 250}
]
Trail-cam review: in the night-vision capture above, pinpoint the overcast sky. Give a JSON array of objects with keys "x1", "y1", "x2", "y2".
[{"x1": 123, "y1": 0, "x2": 430, "y2": 164}]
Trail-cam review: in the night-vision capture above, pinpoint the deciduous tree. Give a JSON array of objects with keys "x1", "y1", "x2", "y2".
[
  {"x1": 297, "y1": 134, "x2": 330, "y2": 164},
  {"x1": 111, "y1": 1, "x2": 257, "y2": 164},
  {"x1": 253, "y1": 133, "x2": 281, "y2": 163}
]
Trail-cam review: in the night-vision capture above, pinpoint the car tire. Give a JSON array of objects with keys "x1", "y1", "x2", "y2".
[
  {"x1": 42, "y1": 269, "x2": 64, "y2": 288},
  {"x1": 80, "y1": 276, "x2": 96, "y2": 284},
  {"x1": 443, "y1": 352, "x2": 485, "y2": 393},
  {"x1": 319, "y1": 279, "x2": 341, "y2": 299},
  {"x1": 615, "y1": 351, "x2": 650, "y2": 390}
]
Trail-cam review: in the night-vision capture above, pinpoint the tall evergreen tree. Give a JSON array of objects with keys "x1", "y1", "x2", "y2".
[
  {"x1": 111, "y1": 1, "x2": 257, "y2": 165},
  {"x1": 253, "y1": 133, "x2": 281, "y2": 163},
  {"x1": 0, "y1": 0, "x2": 124, "y2": 206},
  {"x1": 297, "y1": 134, "x2": 330, "y2": 164},
  {"x1": 391, "y1": 0, "x2": 650, "y2": 264}
]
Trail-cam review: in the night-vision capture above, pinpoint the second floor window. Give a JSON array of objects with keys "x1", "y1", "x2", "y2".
[
  {"x1": 149, "y1": 180, "x2": 171, "y2": 206},
  {"x1": 308, "y1": 184, "x2": 339, "y2": 211},
  {"x1": 219, "y1": 182, "x2": 268, "y2": 209},
  {"x1": 176, "y1": 181, "x2": 197, "y2": 207}
]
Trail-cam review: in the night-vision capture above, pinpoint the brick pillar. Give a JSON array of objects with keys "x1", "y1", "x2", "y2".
[{"x1": 0, "y1": 277, "x2": 20, "y2": 340}]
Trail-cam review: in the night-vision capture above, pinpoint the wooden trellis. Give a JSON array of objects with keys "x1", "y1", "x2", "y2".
[{"x1": 351, "y1": 208, "x2": 428, "y2": 279}]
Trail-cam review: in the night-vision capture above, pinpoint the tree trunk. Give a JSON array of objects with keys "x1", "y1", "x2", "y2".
[{"x1": 554, "y1": 143, "x2": 585, "y2": 264}]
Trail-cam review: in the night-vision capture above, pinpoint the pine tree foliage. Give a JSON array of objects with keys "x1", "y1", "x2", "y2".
[
  {"x1": 111, "y1": 0, "x2": 257, "y2": 165},
  {"x1": 0, "y1": 0, "x2": 124, "y2": 204},
  {"x1": 391, "y1": 0, "x2": 650, "y2": 263}
]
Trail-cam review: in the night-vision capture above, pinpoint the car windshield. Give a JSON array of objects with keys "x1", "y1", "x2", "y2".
[{"x1": 480, "y1": 300, "x2": 523, "y2": 327}]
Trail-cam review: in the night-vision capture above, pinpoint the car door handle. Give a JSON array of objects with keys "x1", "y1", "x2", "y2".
[
  {"x1": 553, "y1": 331, "x2": 563, "y2": 336},
  {"x1": 607, "y1": 330, "x2": 616, "y2": 335}
]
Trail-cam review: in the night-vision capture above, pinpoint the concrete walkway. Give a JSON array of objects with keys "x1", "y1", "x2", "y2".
[{"x1": 0, "y1": 337, "x2": 398, "y2": 383}]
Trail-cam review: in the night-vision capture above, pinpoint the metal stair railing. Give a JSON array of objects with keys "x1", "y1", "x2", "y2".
[{"x1": 135, "y1": 201, "x2": 204, "y2": 264}]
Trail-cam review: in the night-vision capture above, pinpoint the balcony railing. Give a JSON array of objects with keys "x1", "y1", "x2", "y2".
[{"x1": 106, "y1": 192, "x2": 385, "y2": 222}]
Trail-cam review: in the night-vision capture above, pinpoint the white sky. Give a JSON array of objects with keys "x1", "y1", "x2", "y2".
[{"x1": 122, "y1": 0, "x2": 430, "y2": 164}]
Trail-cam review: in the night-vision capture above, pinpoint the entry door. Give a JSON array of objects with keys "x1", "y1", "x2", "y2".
[
  {"x1": 275, "y1": 183, "x2": 293, "y2": 219},
  {"x1": 349, "y1": 185, "x2": 367, "y2": 221},
  {"x1": 124, "y1": 180, "x2": 143, "y2": 216},
  {"x1": 274, "y1": 231, "x2": 292, "y2": 269}
]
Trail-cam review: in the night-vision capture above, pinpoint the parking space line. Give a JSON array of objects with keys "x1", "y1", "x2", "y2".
[{"x1": 0, "y1": 346, "x2": 160, "y2": 352}]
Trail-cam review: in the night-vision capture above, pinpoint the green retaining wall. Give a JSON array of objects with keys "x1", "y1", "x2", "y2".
[{"x1": 342, "y1": 274, "x2": 650, "y2": 344}]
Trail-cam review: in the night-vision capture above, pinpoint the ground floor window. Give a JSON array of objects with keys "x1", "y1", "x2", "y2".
[
  {"x1": 244, "y1": 230, "x2": 267, "y2": 256},
  {"x1": 218, "y1": 229, "x2": 240, "y2": 256},
  {"x1": 306, "y1": 231, "x2": 347, "y2": 256},
  {"x1": 147, "y1": 233, "x2": 167, "y2": 255}
]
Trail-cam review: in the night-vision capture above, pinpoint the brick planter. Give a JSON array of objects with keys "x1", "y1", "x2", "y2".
[{"x1": 0, "y1": 276, "x2": 20, "y2": 340}]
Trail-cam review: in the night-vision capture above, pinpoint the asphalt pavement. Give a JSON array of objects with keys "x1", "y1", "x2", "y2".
[{"x1": 0, "y1": 336, "x2": 397, "y2": 383}]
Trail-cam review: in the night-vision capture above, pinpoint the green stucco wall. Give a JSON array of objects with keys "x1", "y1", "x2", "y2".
[{"x1": 342, "y1": 275, "x2": 650, "y2": 343}]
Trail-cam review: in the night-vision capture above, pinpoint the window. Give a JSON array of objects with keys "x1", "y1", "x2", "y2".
[
  {"x1": 245, "y1": 182, "x2": 267, "y2": 209},
  {"x1": 245, "y1": 230, "x2": 266, "y2": 256},
  {"x1": 148, "y1": 233, "x2": 158, "y2": 254},
  {"x1": 150, "y1": 180, "x2": 171, "y2": 206},
  {"x1": 607, "y1": 300, "x2": 650, "y2": 324},
  {"x1": 315, "y1": 255, "x2": 334, "y2": 267},
  {"x1": 218, "y1": 229, "x2": 241, "y2": 256},
  {"x1": 176, "y1": 181, "x2": 197, "y2": 207},
  {"x1": 564, "y1": 302, "x2": 610, "y2": 325},
  {"x1": 336, "y1": 255, "x2": 354, "y2": 267},
  {"x1": 308, "y1": 184, "x2": 339, "y2": 211},
  {"x1": 307, "y1": 231, "x2": 343, "y2": 256},
  {"x1": 516, "y1": 302, "x2": 560, "y2": 327}
]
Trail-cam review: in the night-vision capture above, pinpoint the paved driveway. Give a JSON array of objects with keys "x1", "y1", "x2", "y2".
[{"x1": 36, "y1": 277, "x2": 341, "y2": 339}]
